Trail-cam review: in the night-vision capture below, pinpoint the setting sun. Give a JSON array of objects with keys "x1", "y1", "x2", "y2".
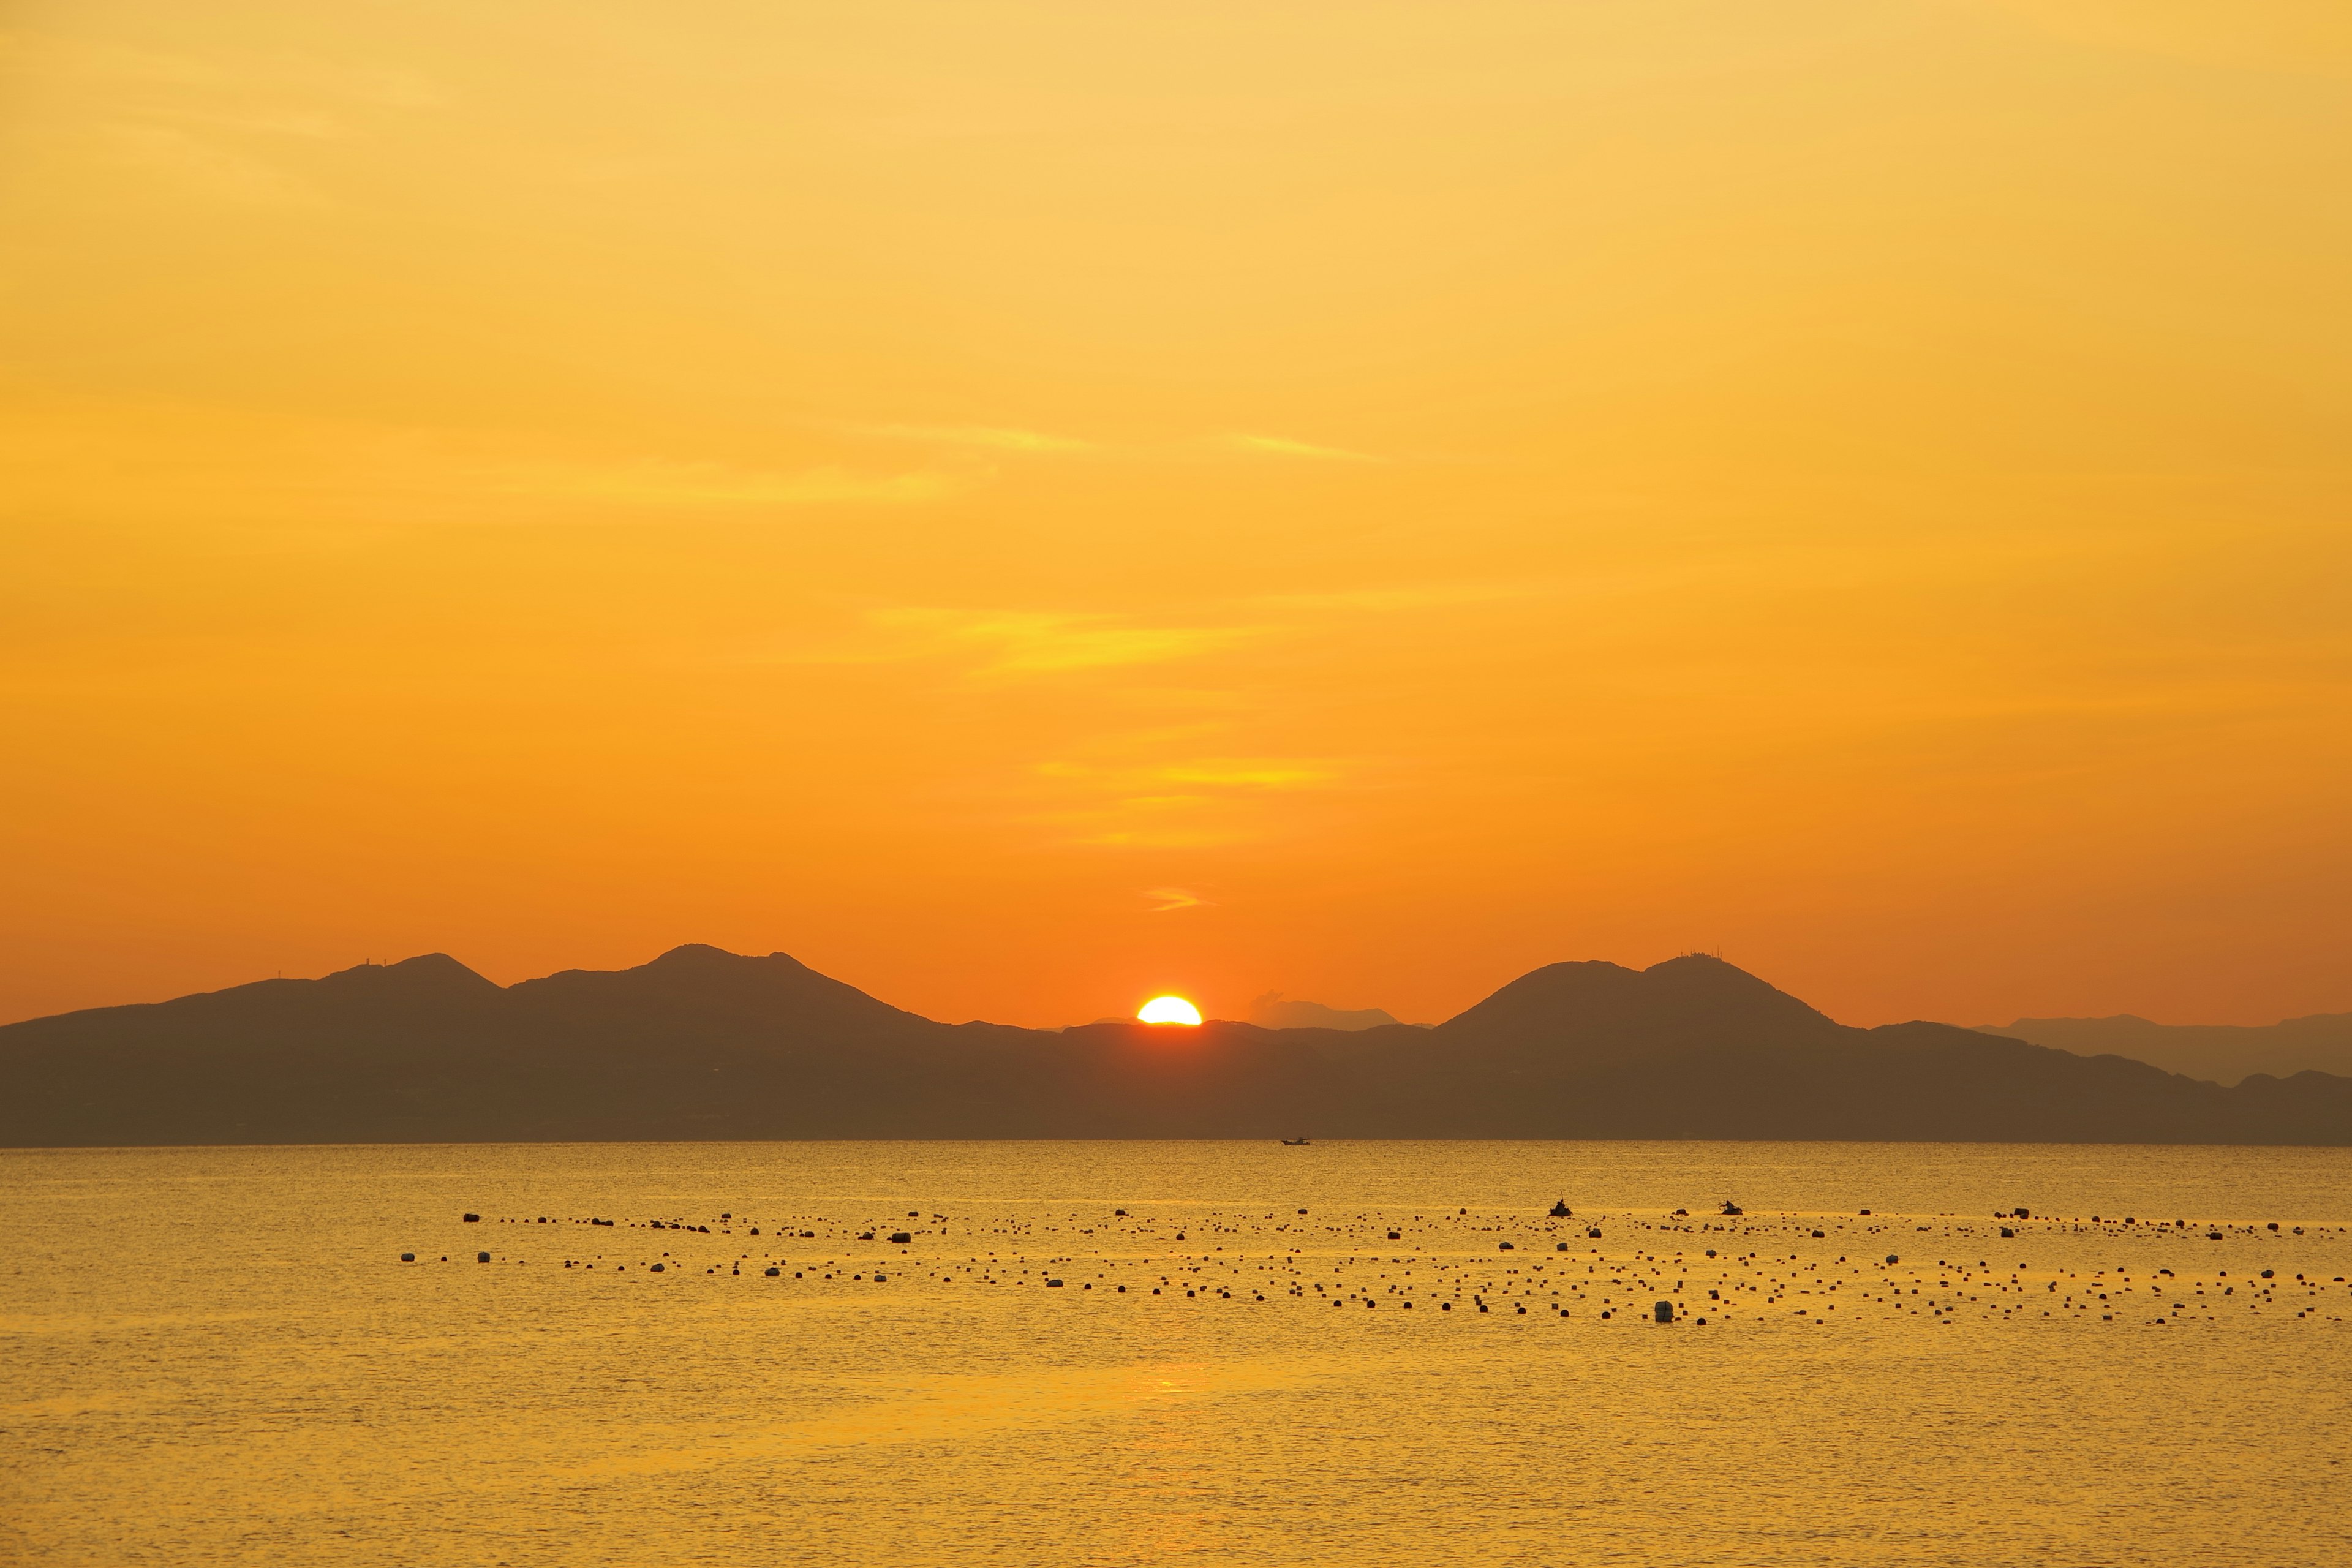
[{"x1": 1137, "y1": 997, "x2": 1203, "y2": 1027}]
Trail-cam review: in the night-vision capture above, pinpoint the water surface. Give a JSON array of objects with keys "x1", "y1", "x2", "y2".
[{"x1": 6, "y1": 1140, "x2": 2349, "y2": 1566}]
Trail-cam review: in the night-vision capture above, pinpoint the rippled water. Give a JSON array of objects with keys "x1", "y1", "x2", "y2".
[{"x1": 6, "y1": 1140, "x2": 2350, "y2": 1566}]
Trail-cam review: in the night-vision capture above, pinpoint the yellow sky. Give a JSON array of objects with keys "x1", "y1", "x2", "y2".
[{"x1": 3, "y1": 0, "x2": 2348, "y2": 1029}]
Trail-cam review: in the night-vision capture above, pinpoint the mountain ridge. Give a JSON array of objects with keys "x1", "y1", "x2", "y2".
[
  {"x1": 5, "y1": 946, "x2": 2348, "y2": 1145},
  {"x1": 1980, "y1": 1011, "x2": 2352, "y2": 1087}
]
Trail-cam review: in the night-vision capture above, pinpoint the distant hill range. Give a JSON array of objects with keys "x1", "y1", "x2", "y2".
[
  {"x1": 5, "y1": 946, "x2": 2349, "y2": 1145},
  {"x1": 1246, "y1": 992, "x2": 1401, "y2": 1031},
  {"x1": 1978, "y1": 1014, "x2": 2352, "y2": 1088}
]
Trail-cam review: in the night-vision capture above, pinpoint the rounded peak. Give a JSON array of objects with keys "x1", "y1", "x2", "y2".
[
  {"x1": 645, "y1": 944, "x2": 811, "y2": 973},
  {"x1": 318, "y1": 953, "x2": 499, "y2": 994},
  {"x1": 1442, "y1": 953, "x2": 1837, "y2": 1039}
]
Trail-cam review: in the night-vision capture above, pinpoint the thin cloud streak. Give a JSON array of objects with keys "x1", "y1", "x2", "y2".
[
  {"x1": 1226, "y1": 432, "x2": 1380, "y2": 462},
  {"x1": 851, "y1": 609, "x2": 1261, "y2": 677},
  {"x1": 849, "y1": 422, "x2": 1092, "y2": 454}
]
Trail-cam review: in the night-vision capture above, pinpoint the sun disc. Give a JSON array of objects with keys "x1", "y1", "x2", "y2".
[{"x1": 1137, "y1": 995, "x2": 1202, "y2": 1026}]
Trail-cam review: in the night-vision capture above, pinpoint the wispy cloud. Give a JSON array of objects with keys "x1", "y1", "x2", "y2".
[
  {"x1": 1038, "y1": 756, "x2": 1340, "y2": 793},
  {"x1": 102, "y1": 123, "x2": 320, "y2": 206},
  {"x1": 1154, "y1": 760, "x2": 1336, "y2": 788},
  {"x1": 1245, "y1": 581, "x2": 1549, "y2": 614},
  {"x1": 1143, "y1": 886, "x2": 1211, "y2": 911},
  {"x1": 850, "y1": 423, "x2": 1092, "y2": 454},
  {"x1": 1226, "y1": 432, "x2": 1379, "y2": 462},
  {"x1": 861, "y1": 609, "x2": 1255, "y2": 676},
  {"x1": 1015, "y1": 741, "x2": 1355, "y2": 849}
]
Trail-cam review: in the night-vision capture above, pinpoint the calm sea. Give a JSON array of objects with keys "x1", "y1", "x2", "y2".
[{"x1": 4, "y1": 1140, "x2": 2349, "y2": 1566}]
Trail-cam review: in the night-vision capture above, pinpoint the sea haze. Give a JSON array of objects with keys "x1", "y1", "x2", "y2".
[{"x1": 6, "y1": 1139, "x2": 2349, "y2": 1566}]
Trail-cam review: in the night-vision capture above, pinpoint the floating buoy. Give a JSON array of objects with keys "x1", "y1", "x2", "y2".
[
  {"x1": 1653, "y1": 1301, "x2": 1673, "y2": 1322},
  {"x1": 400, "y1": 1253, "x2": 415, "y2": 1262},
  {"x1": 765, "y1": 1267, "x2": 780, "y2": 1276},
  {"x1": 477, "y1": 1251, "x2": 490, "y2": 1263},
  {"x1": 462, "y1": 1213, "x2": 480, "y2": 1223},
  {"x1": 651, "y1": 1262, "x2": 665, "y2": 1272},
  {"x1": 1498, "y1": 1241, "x2": 1515, "y2": 1251},
  {"x1": 890, "y1": 1232, "x2": 911, "y2": 1245}
]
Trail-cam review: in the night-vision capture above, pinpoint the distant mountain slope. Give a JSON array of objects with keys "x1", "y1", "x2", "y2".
[
  {"x1": 4, "y1": 948, "x2": 2348, "y2": 1145},
  {"x1": 1246, "y1": 993, "x2": 1403, "y2": 1031},
  {"x1": 1980, "y1": 1013, "x2": 2352, "y2": 1087}
]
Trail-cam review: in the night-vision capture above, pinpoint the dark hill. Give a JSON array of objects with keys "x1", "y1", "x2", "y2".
[{"x1": 4, "y1": 948, "x2": 2348, "y2": 1145}]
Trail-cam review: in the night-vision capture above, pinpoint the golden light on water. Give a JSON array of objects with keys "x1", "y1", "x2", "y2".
[{"x1": 1137, "y1": 997, "x2": 1203, "y2": 1026}]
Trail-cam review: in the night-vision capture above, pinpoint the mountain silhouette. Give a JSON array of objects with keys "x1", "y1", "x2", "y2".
[
  {"x1": 5, "y1": 947, "x2": 2348, "y2": 1145},
  {"x1": 1246, "y1": 992, "x2": 1402, "y2": 1031},
  {"x1": 1979, "y1": 1012, "x2": 2352, "y2": 1087}
]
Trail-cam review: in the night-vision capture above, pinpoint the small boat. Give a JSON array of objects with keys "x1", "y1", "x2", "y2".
[
  {"x1": 1548, "y1": 1199, "x2": 1572, "y2": 1218},
  {"x1": 1281, "y1": 1137, "x2": 1312, "y2": 1146}
]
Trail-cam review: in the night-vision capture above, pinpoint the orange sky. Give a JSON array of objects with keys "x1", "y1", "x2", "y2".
[{"x1": 4, "y1": 1, "x2": 2348, "y2": 1030}]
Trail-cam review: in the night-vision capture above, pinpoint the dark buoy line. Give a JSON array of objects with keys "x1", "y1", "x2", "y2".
[{"x1": 386, "y1": 1199, "x2": 2346, "y2": 1329}]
